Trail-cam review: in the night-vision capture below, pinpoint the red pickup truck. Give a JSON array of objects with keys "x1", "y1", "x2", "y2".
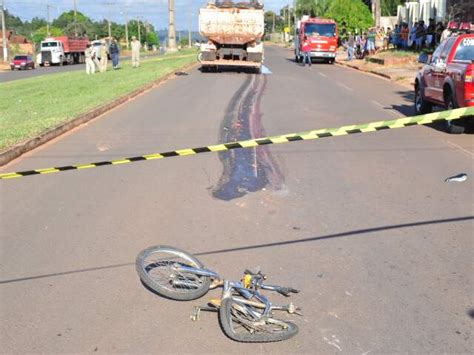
[{"x1": 414, "y1": 34, "x2": 473, "y2": 133}]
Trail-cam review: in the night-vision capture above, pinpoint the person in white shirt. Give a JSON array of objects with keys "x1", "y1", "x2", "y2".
[{"x1": 131, "y1": 36, "x2": 141, "y2": 68}]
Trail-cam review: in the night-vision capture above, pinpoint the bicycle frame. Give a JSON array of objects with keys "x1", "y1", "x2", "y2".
[{"x1": 174, "y1": 263, "x2": 296, "y2": 318}]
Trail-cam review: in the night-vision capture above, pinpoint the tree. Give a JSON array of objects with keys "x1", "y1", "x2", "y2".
[
  {"x1": 52, "y1": 10, "x2": 89, "y2": 29},
  {"x1": 296, "y1": 0, "x2": 331, "y2": 17},
  {"x1": 31, "y1": 26, "x2": 63, "y2": 44},
  {"x1": 5, "y1": 9, "x2": 23, "y2": 32},
  {"x1": 146, "y1": 32, "x2": 159, "y2": 46},
  {"x1": 381, "y1": 0, "x2": 405, "y2": 17},
  {"x1": 325, "y1": 0, "x2": 373, "y2": 34},
  {"x1": 264, "y1": 10, "x2": 284, "y2": 33}
]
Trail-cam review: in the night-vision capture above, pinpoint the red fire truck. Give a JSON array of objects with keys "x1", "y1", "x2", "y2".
[{"x1": 295, "y1": 16, "x2": 338, "y2": 64}]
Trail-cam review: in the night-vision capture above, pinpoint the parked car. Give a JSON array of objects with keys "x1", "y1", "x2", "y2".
[
  {"x1": 415, "y1": 34, "x2": 473, "y2": 133},
  {"x1": 10, "y1": 55, "x2": 35, "y2": 70}
]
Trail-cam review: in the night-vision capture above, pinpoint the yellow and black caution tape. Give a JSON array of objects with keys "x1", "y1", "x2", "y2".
[{"x1": 1, "y1": 107, "x2": 472, "y2": 180}]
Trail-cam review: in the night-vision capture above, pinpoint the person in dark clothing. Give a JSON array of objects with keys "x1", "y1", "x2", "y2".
[
  {"x1": 426, "y1": 18, "x2": 436, "y2": 48},
  {"x1": 415, "y1": 20, "x2": 426, "y2": 51},
  {"x1": 109, "y1": 38, "x2": 120, "y2": 69},
  {"x1": 435, "y1": 22, "x2": 445, "y2": 45}
]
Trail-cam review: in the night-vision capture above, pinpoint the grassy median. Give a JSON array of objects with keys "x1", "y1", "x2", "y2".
[{"x1": 0, "y1": 49, "x2": 197, "y2": 151}]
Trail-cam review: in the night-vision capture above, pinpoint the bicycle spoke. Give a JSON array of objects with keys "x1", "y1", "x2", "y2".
[{"x1": 143, "y1": 253, "x2": 205, "y2": 294}]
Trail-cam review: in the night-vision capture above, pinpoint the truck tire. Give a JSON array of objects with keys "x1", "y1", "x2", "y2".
[
  {"x1": 59, "y1": 56, "x2": 63, "y2": 66},
  {"x1": 444, "y1": 91, "x2": 464, "y2": 134}
]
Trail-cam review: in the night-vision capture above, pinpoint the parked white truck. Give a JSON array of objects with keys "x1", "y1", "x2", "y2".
[
  {"x1": 37, "y1": 36, "x2": 89, "y2": 66},
  {"x1": 198, "y1": 1, "x2": 264, "y2": 72}
]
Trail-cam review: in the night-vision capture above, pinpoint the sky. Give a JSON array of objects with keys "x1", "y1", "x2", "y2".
[{"x1": 6, "y1": 0, "x2": 292, "y2": 31}]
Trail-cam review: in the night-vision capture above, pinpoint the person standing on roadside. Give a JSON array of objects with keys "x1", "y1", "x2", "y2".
[
  {"x1": 109, "y1": 38, "x2": 120, "y2": 69},
  {"x1": 347, "y1": 32, "x2": 355, "y2": 61},
  {"x1": 99, "y1": 40, "x2": 109, "y2": 72},
  {"x1": 131, "y1": 36, "x2": 141, "y2": 68},
  {"x1": 92, "y1": 42, "x2": 100, "y2": 71},
  {"x1": 302, "y1": 36, "x2": 311, "y2": 67},
  {"x1": 85, "y1": 44, "x2": 95, "y2": 74}
]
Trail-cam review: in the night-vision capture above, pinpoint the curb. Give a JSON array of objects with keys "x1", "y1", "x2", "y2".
[
  {"x1": 336, "y1": 60, "x2": 392, "y2": 80},
  {"x1": 0, "y1": 61, "x2": 198, "y2": 167}
]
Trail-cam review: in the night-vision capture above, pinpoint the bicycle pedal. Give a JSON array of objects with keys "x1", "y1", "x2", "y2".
[
  {"x1": 190, "y1": 306, "x2": 201, "y2": 321},
  {"x1": 287, "y1": 302, "x2": 303, "y2": 316}
]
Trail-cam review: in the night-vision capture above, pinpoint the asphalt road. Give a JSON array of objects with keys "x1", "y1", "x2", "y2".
[
  {"x1": 1, "y1": 45, "x2": 473, "y2": 354},
  {"x1": 0, "y1": 52, "x2": 162, "y2": 83}
]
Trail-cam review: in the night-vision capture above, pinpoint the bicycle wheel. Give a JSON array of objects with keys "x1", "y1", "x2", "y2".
[
  {"x1": 219, "y1": 296, "x2": 299, "y2": 343},
  {"x1": 136, "y1": 245, "x2": 211, "y2": 301}
]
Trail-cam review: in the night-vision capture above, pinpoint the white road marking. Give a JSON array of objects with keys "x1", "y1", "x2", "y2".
[
  {"x1": 371, "y1": 100, "x2": 385, "y2": 108},
  {"x1": 319, "y1": 72, "x2": 328, "y2": 78},
  {"x1": 445, "y1": 140, "x2": 474, "y2": 158},
  {"x1": 337, "y1": 82, "x2": 353, "y2": 91}
]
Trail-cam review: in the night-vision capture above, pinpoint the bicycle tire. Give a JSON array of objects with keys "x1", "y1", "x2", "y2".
[
  {"x1": 136, "y1": 245, "x2": 211, "y2": 301},
  {"x1": 219, "y1": 296, "x2": 299, "y2": 343}
]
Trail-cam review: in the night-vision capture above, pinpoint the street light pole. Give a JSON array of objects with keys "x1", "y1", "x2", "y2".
[
  {"x1": 188, "y1": 6, "x2": 191, "y2": 47},
  {"x1": 1, "y1": 0, "x2": 7, "y2": 62},
  {"x1": 167, "y1": 0, "x2": 177, "y2": 52},
  {"x1": 137, "y1": 16, "x2": 141, "y2": 43},
  {"x1": 73, "y1": 0, "x2": 78, "y2": 36},
  {"x1": 46, "y1": 4, "x2": 51, "y2": 37},
  {"x1": 105, "y1": 2, "x2": 113, "y2": 38},
  {"x1": 124, "y1": 8, "x2": 129, "y2": 49}
]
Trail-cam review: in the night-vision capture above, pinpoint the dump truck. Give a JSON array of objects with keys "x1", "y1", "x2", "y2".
[
  {"x1": 198, "y1": 1, "x2": 264, "y2": 72},
  {"x1": 38, "y1": 36, "x2": 89, "y2": 66}
]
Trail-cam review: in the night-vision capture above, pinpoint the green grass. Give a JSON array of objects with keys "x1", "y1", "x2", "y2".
[{"x1": 0, "y1": 49, "x2": 197, "y2": 151}]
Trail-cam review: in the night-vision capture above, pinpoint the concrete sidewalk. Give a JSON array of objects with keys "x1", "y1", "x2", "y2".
[{"x1": 336, "y1": 50, "x2": 421, "y2": 88}]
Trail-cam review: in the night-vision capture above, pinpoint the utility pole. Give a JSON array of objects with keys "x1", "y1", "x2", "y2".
[
  {"x1": 1, "y1": 0, "x2": 7, "y2": 62},
  {"x1": 73, "y1": 0, "x2": 78, "y2": 36},
  {"x1": 105, "y1": 2, "x2": 113, "y2": 38},
  {"x1": 373, "y1": 0, "x2": 381, "y2": 27},
  {"x1": 167, "y1": 0, "x2": 177, "y2": 52},
  {"x1": 46, "y1": 4, "x2": 52, "y2": 37},
  {"x1": 272, "y1": 11, "x2": 275, "y2": 33},
  {"x1": 124, "y1": 8, "x2": 129, "y2": 49},
  {"x1": 188, "y1": 6, "x2": 191, "y2": 47},
  {"x1": 288, "y1": 4, "x2": 291, "y2": 30},
  {"x1": 293, "y1": 0, "x2": 296, "y2": 30},
  {"x1": 144, "y1": 20, "x2": 148, "y2": 49},
  {"x1": 137, "y1": 16, "x2": 141, "y2": 44}
]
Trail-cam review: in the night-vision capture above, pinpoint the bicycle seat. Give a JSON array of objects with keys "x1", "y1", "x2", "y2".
[{"x1": 277, "y1": 287, "x2": 300, "y2": 297}]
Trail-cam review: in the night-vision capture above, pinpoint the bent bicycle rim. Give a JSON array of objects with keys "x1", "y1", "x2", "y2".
[
  {"x1": 219, "y1": 296, "x2": 298, "y2": 342},
  {"x1": 136, "y1": 245, "x2": 211, "y2": 301}
]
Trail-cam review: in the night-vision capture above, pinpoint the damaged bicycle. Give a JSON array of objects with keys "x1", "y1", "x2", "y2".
[{"x1": 136, "y1": 245, "x2": 302, "y2": 343}]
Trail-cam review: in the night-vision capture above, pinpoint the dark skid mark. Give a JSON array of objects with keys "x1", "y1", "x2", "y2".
[{"x1": 212, "y1": 74, "x2": 285, "y2": 201}]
